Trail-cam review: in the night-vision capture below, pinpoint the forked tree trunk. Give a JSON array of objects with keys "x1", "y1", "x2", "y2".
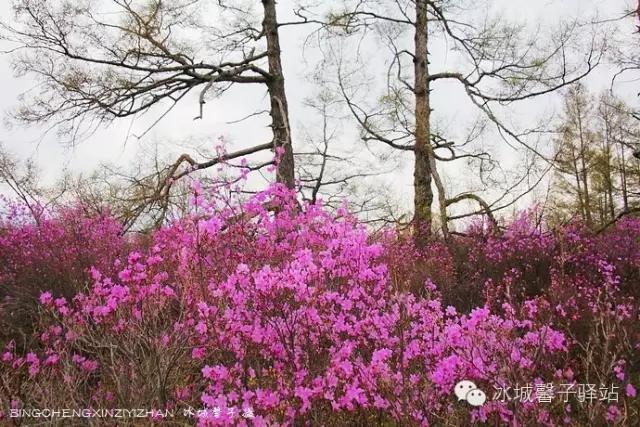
[{"x1": 262, "y1": 0, "x2": 295, "y2": 188}]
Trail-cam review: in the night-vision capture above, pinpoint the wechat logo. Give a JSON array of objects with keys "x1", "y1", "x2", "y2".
[{"x1": 454, "y1": 380, "x2": 487, "y2": 407}]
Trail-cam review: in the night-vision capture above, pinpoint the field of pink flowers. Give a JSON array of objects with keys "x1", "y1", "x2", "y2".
[{"x1": 0, "y1": 182, "x2": 638, "y2": 426}]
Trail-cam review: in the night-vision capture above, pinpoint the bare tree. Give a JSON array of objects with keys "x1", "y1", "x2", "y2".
[
  {"x1": 1, "y1": 0, "x2": 296, "y2": 191},
  {"x1": 600, "y1": 93, "x2": 640, "y2": 213},
  {"x1": 299, "y1": 0, "x2": 604, "y2": 244},
  {"x1": 609, "y1": 0, "x2": 640, "y2": 161},
  {"x1": 295, "y1": 73, "x2": 397, "y2": 225},
  {"x1": 0, "y1": 143, "x2": 69, "y2": 223}
]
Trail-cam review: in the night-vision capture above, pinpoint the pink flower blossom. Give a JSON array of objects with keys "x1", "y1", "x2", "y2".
[
  {"x1": 39, "y1": 291, "x2": 53, "y2": 305},
  {"x1": 625, "y1": 384, "x2": 636, "y2": 398},
  {"x1": 192, "y1": 347, "x2": 206, "y2": 359}
]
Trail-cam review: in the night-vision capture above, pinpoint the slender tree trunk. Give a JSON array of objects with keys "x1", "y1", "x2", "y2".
[
  {"x1": 619, "y1": 144, "x2": 629, "y2": 212},
  {"x1": 413, "y1": 0, "x2": 434, "y2": 246},
  {"x1": 429, "y1": 148, "x2": 450, "y2": 239},
  {"x1": 580, "y1": 159, "x2": 592, "y2": 227},
  {"x1": 575, "y1": 112, "x2": 592, "y2": 227},
  {"x1": 262, "y1": 0, "x2": 295, "y2": 188},
  {"x1": 606, "y1": 159, "x2": 615, "y2": 221},
  {"x1": 601, "y1": 125, "x2": 615, "y2": 221},
  {"x1": 598, "y1": 196, "x2": 604, "y2": 225},
  {"x1": 570, "y1": 150, "x2": 586, "y2": 221}
]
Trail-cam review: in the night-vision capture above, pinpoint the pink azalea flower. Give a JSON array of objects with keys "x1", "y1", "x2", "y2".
[{"x1": 625, "y1": 384, "x2": 636, "y2": 398}]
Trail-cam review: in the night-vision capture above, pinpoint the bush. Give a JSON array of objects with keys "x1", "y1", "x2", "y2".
[
  {"x1": 0, "y1": 184, "x2": 638, "y2": 425},
  {"x1": 0, "y1": 202, "x2": 125, "y2": 351}
]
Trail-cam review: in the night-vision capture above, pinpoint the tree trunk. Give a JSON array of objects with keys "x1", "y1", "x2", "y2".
[
  {"x1": 575, "y1": 111, "x2": 592, "y2": 227},
  {"x1": 580, "y1": 159, "x2": 592, "y2": 227},
  {"x1": 570, "y1": 149, "x2": 586, "y2": 220},
  {"x1": 262, "y1": 0, "x2": 295, "y2": 188},
  {"x1": 413, "y1": 0, "x2": 434, "y2": 246},
  {"x1": 606, "y1": 160, "x2": 615, "y2": 221},
  {"x1": 619, "y1": 144, "x2": 629, "y2": 212}
]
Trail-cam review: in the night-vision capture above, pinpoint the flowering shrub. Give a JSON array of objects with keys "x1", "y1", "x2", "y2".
[
  {"x1": 0, "y1": 201, "x2": 125, "y2": 350},
  {"x1": 0, "y1": 184, "x2": 638, "y2": 425}
]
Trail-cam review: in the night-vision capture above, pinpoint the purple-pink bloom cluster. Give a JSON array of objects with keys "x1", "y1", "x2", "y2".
[{"x1": 0, "y1": 184, "x2": 637, "y2": 425}]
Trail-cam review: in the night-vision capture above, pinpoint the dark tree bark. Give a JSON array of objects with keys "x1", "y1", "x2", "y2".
[
  {"x1": 263, "y1": 0, "x2": 295, "y2": 188},
  {"x1": 413, "y1": 0, "x2": 434, "y2": 246}
]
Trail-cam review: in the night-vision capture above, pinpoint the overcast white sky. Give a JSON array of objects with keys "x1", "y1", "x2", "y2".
[{"x1": 0, "y1": 0, "x2": 637, "y2": 220}]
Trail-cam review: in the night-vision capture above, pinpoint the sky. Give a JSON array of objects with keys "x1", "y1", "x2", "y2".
[{"x1": 0, "y1": 0, "x2": 637, "y2": 222}]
